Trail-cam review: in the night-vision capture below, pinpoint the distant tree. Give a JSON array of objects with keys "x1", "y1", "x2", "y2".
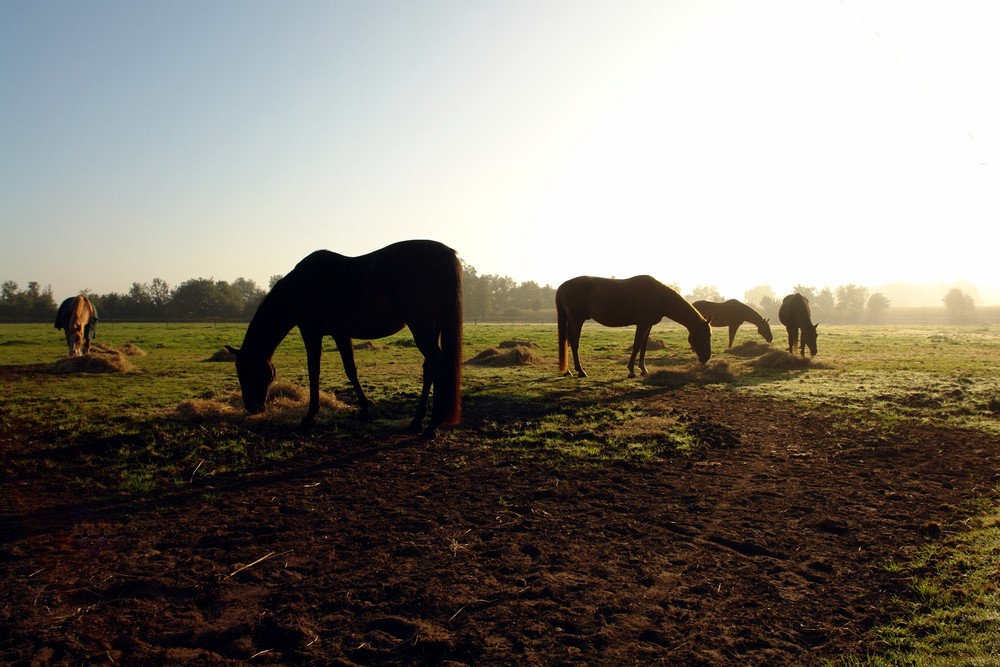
[
  {"x1": 128, "y1": 282, "x2": 154, "y2": 318},
  {"x1": 835, "y1": 284, "x2": 869, "y2": 322},
  {"x1": 1, "y1": 280, "x2": 17, "y2": 303},
  {"x1": 813, "y1": 288, "x2": 835, "y2": 313},
  {"x1": 743, "y1": 285, "x2": 776, "y2": 309},
  {"x1": 686, "y1": 285, "x2": 723, "y2": 303},
  {"x1": 231, "y1": 277, "x2": 266, "y2": 318},
  {"x1": 791, "y1": 285, "x2": 816, "y2": 302},
  {"x1": 150, "y1": 278, "x2": 171, "y2": 310},
  {"x1": 268, "y1": 274, "x2": 283, "y2": 290},
  {"x1": 170, "y1": 278, "x2": 220, "y2": 320},
  {"x1": 866, "y1": 292, "x2": 890, "y2": 323},
  {"x1": 943, "y1": 288, "x2": 975, "y2": 322},
  {"x1": 758, "y1": 295, "x2": 781, "y2": 322},
  {"x1": 461, "y1": 262, "x2": 491, "y2": 321}
]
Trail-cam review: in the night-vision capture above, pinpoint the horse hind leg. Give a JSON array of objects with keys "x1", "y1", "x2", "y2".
[
  {"x1": 630, "y1": 325, "x2": 652, "y2": 377},
  {"x1": 409, "y1": 357, "x2": 434, "y2": 435},
  {"x1": 567, "y1": 319, "x2": 587, "y2": 378}
]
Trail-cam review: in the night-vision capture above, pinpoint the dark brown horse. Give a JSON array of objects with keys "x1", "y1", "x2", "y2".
[
  {"x1": 54, "y1": 295, "x2": 98, "y2": 357},
  {"x1": 692, "y1": 299, "x2": 773, "y2": 348},
  {"x1": 556, "y1": 275, "x2": 712, "y2": 378},
  {"x1": 778, "y1": 293, "x2": 818, "y2": 356},
  {"x1": 225, "y1": 240, "x2": 462, "y2": 438}
]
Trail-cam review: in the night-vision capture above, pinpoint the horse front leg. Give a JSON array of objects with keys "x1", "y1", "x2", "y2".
[
  {"x1": 301, "y1": 334, "x2": 323, "y2": 427},
  {"x1": 785, "y1": 326, "x2": 797, "y2": 355},
  {"x1": 728, "y1": 324, "x2": 739, "y2": 348},
  {"x1": 335, "y1": 336, "x2": 373, "y2": 422}
]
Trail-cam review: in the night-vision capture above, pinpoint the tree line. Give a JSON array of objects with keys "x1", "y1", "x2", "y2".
[{"x1": 0, "y1": 270, "x2": 980, "y2": 324}]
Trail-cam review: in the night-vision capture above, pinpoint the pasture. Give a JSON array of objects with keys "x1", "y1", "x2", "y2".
[{"x1": 1, "y1": 321, "x2": 1000, "y2": 664}]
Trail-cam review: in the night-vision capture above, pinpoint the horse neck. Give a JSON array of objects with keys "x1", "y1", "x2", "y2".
[
  {"x1": 663, "y1": 290, "x2": 706, "y2": 331},
  {"x1": 741, "y1": 303, "x2": 767, "y2": 327},
  {"x1": 242, "y1": 291, "x2": 295, "y2": 359}
]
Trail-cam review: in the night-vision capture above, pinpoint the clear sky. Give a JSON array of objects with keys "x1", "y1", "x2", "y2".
[{"x1": 3, "y1": 1, "x2": 999, "y2": 305}]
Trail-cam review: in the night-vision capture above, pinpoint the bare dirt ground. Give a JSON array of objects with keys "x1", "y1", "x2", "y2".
[{"x1": 2, "y1": 386, "x2": 998, "y2": 665}]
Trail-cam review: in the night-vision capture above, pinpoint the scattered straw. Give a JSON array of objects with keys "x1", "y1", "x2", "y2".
[{"x1": 353, "y1": 340, "x2": 382, "y2": 351}]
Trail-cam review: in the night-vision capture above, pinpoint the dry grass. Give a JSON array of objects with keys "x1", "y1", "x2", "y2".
[{"x1": 466, "y1": 345, "x2": 544, "y2": 367}]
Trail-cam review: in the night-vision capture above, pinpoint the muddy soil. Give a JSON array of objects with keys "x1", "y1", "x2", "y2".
[{"x1": 2, "y1": 387, "x2": 998, "y2": 665}]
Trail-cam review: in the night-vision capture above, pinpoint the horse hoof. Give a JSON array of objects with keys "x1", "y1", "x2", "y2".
[
  {"x1": 421, "y1": 427, "x2": 437, "y2": 440},
  {"x1": 407, "y1": 418, "x2": 423, "y2": 434}
]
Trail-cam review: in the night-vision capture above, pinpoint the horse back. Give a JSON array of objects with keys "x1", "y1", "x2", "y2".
[
  {"x1": 693, "y1": 299, "x2": 746, "y2": 327},
  {"x1": 778, "y1": 293, "x2": 811, "y2": 327},
  {"x1": 557, "y1": 275, "x2": 663, "y2": 326},
  {"x1": 287, "y1": 241, "x2": 460, "y2": 337}
]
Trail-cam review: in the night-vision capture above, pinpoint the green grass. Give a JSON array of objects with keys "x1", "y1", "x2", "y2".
[{"x1": 4, "y1": 321, "x2": 1000, "y2": 662}]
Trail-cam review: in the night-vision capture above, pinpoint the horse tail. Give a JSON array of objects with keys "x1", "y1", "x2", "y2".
[
  {"x1": 556, "y1": 294, "x2": 569, "y2": 374},
  {"x1": 438, "y1": 253, "x2": 463, "y2": 426}
]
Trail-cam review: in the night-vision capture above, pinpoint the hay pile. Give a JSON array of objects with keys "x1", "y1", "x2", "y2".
[
  {"x1": 117, "y1": 342, "x2": 147, "y2": 357},
  {"x1": 204, "y1": 347, "x2": 237, "y2": 362},
  {"x1": 175, "y1": 381, "x2": 346, "y2": 424},
  {"x1": 498, "y1": 339, "x2": 540, "y2": 350},
  {"x1": 749, "y1": 351, "x2": 829, "y2": 370},
  {"x1": 467, "y1": 345, "x2": 543, "y2": 367},
  {"x1": 50, "y1": 344, "x2": 139, "y2": 374}
]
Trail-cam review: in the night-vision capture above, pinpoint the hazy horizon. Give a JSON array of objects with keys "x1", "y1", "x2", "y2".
[{"x1": 4, "y1": 1, "x2": 1000, "y2": 308}]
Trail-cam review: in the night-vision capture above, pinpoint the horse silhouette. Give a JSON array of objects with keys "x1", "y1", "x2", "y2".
[
  {"x1": 692, "y1": 299, "x2": 773, "y2": 348},
  {"x1": 54, "y1": 295, "x2": 97, "y2": 357},
  {"x1": 556, "y1": 275, "x2": 712, "y2": 378},
  {"x1": 226, "y1": 240, "x2": 462, "y2": 438},
  {"x1": 778, "y1": 293, "x2": 818, "y2": 356}
]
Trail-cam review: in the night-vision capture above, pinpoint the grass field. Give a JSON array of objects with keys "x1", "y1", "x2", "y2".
[{"x1": 3, "y1": 320, "x2": 1000, "y2": 663}]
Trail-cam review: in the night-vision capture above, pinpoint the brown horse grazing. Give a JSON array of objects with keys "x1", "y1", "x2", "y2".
[
  {"x1": 556, "y1": 275, "x2": 712, "y2": 378},
  {"x1": 54, "y1": 295, "x2": 98, "y2": 357},
  {"x1": 692, "y1": 299, "x2": 773, "y2": 348},
  {"x1": 225, "y1": 240, "x2": 463, "y2": 438},
  {"x1": 778, "y1": 293, "x2": 818, "y2": 356}
]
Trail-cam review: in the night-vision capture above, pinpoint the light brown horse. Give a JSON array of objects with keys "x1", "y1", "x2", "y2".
[
  {"x1": 226, "y1": 240, "x2": 462, "y2": 438},
  {"x1": 54, "y1": 295, "x2": 98, "y2": 357},
  {"x1": 692, "y1": 299, "x2": 773, "y2": 348},
  {"x1": 778, "y1": 293, "x2": 818, "y2": 356},
  {"x1": 556, "y1": 275, "x2": 712, "y2": 378}
]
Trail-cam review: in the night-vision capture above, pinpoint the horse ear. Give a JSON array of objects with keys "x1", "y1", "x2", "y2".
[{"x1": 225, "y1": 345, "x2": 241, "y2": 356}]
